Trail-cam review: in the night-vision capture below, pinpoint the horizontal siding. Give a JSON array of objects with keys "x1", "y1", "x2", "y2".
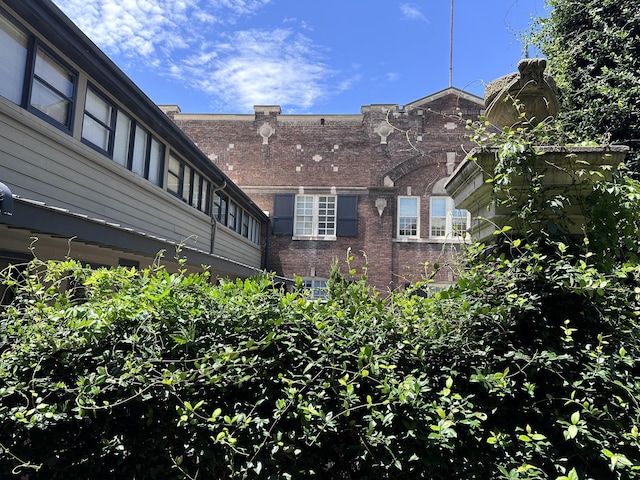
[
  {"x1": 0, "y1": 103, "x2": 261, "y2": 270},
  {"x1": 0, "y1": 105, "x2": 207, "y2": 240},
  {"x1": 213, "y1": 227, "x2": 262, "y2": 268}
]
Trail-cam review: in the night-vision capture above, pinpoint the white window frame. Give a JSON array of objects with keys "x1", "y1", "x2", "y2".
[
  {"x1": 302, "y1": 278, "x2": 328, "y2": 300},
  {"x1": 294, "y1": 195, "x2": 336, "y2": 239},
  {"x1": 397, "y1": 196, "x2": 420, "y2": 238},
  {"x1": 430, "y1": 197, "x2": 470, "y2": 239}
]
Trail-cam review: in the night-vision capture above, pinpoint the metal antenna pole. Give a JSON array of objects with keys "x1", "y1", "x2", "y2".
[{"x1": 449, "y1": 0, "x2": 454, "y2": 87}]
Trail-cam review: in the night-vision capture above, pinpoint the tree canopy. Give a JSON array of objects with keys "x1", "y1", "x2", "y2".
[{"x1": 532, "y1": 0, "x2": 640, "y2": 169}]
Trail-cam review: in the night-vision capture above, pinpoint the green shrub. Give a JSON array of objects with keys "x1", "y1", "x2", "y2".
[
  {"x1": 0, "y1": 255, "x2": 480, "y2": 479},
  {"x1": 2, "y1": 123, "x2": 640, "y2": 478}
]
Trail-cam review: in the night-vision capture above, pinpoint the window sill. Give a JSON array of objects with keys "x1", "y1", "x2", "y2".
[
  {"x1": 393, "y1": 237, "x2": 469, "y2": 244},
  {"x1": 292, "y1": 235, "x2": 337, "y2": 241}
]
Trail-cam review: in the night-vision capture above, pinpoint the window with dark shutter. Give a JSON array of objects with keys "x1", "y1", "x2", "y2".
[
  {"x1": 336, "y1": 195, "x2": 358, "y2": 237},
  {"x1": 272, "y1": 194, "x2": 294, "y2": 235}
]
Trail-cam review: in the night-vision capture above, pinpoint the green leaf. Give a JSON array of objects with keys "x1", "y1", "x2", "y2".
[
  {"x1": 566, "y1": 425, "x2": 578, "y2": 439},
  {"x1": 571, "y1": 411, "x2": 580, "y2": 425}
]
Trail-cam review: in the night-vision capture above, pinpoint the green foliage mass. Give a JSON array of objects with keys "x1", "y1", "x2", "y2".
[
  {"x1": 531, "y1": 0, "x2": 640, "y2": 169},
  {"x1": 2, "y1": 127, "x2": 640, "y2": 478},
  {"x1": 0, "y1": 256, "x2": 481, "y2": 479}
]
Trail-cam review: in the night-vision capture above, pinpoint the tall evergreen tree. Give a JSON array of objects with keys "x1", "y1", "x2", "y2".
[{"x1": 533, "y1": 0, "x2": 640, "y2": 169}]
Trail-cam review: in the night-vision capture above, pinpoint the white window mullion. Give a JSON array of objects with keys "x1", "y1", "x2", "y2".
[
  {"x1": 398, "y1": 196, "x2": 419, "y2": 238},
  {"x1": 430, "y1": 196, "x2": 470, "y2": 239},
  {"x1": 294, "y1": 194, "x2": 336, "y2": 238}
]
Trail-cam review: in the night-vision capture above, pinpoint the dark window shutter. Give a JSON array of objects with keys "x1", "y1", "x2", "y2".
[
  {"x1": 337, "y1": 195, "x2": 358, "y2": 237},
  {"x1": 272, "y1": 194, "x2": 294, "y2": 235}
]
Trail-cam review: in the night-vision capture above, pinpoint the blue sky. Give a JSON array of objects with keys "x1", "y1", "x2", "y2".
[{"x1": 52, "y1": 0, "x2": 548, "y2": 114}]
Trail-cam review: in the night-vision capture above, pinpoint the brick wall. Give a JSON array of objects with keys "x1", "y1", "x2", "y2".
[{"x1": 161, "y1": 88, "x2": 483, "y2": 291}]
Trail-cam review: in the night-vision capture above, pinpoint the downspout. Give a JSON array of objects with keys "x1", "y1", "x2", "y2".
[
  {"x1": 209, "y1": 181, "x2": 227, "y2": 254},
  {"x1": 263, "y1": 216, "x2": 271, "y2": 271}
]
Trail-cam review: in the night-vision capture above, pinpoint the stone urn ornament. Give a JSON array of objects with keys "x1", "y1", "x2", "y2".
[
  {"x1": 445, "y1": 58, "x2": 627, "y2": 242},
  {"x1": 484, "y1": 58, "x2": 559, "y2": 128}
]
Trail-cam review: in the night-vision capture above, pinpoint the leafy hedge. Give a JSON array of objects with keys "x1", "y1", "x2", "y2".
[
  {"x1": 2, "y1": 123, "x2": 640, "y2": 478},
  {"x1": 0, "y1": 255, "x2": 484, "y2": 479}
]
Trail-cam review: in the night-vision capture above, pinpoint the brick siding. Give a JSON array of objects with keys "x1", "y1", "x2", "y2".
[{"x1": 161, "y1": 89, "x2": 483, "y2": 291}]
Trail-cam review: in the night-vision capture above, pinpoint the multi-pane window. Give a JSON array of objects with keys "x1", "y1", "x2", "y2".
[
  {"x1": 113, "y1": 111, "x2": 132, "y2": 167},
  {"x1": 30, "y1": 47, "x2": 76, "y2": 129},
  {"x1": 147, "y1": 137, "x2": 164, "y2": 186},
  {"x1": 198, "y1": 179, "x2": 211, "y2": 215},
  {"x1": 167, "y1": 154, "x2": 182, "y2": 195},
  {"x1": 0, "y1": 16, "x2": 77, "y2": 131},
  {"x1": 192, "y1": 173, "x2": 202, "y2": 210},
  {"x1": 182, "y1": 164, "x2": 192, "y2": 203},
  {"x1": 430, "y1": 197, "x2": 470, "y2": 239},
  {"x1": 233, "y1": 204, "x2": 243, "y2": 235},
  {"x1": 228, "y1": 201, "x2": 238, "y2": 231},
  {"x1": 131, "y1": 125, "x2": 149, "y2": 177},
  {"x1": 0, "y1": 15, "x2": 28, "y2": 104},
  {"x1": 242, "y1": 213, "x2": 249, "y2": 237},
  {"x1": 168, "y1": 153, "x2": 212, "y2": 215},
  {"x1": 108, "y1": 108, "x2": 163, "y2": 187},
  {"x1": 82, "y1": 87, "x2": 114, "y2": 153},
  {"x1": 129, "y1": 124, "x2": 164, "y2": 186},
  {"x1": 430, "y1": 198, "x2": 447, "y2": 237},
  {"x1": 303, "y1": 279, "x2": 328, "y2": 300},
  {"x1": 452, "y1": 208, "x2": 468, "y2": 237},
  {"x1": 317, "y1": 196, "x2": 336, "y2": 236},
  {"x1": 213, "y1": 192, "x2": 228, "y2": 226},
  {"x1": 189, "y1": 174, "x2": 211, "y2": 214},
  {"x1": 248, "y1": 216, "x2": 261, "y2": 244},
  {"x1": 211, "y1": 192, "x2": 259, "y2": 243},
  {"x1": 398, "y1": 196, "x2": 419, "y2": 237},
  {"x1": 295, "y1": 195, "x2": 336, "y2": 237},
  {"x1": 295, "y1": 196, "x2": 313, "y2": 236},
  {"x1": 274, "y1": 194, "x2": 357, "y2": 238},
  {"x1": 227, "y1": 201, "x2": 244, "y2": 237}
]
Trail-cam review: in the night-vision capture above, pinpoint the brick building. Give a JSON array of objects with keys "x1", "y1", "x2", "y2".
[{"x1": 160, "y1": 87, "x2": 484, "y2": 293}]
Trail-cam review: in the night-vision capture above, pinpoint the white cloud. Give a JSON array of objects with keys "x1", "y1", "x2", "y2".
[
  {"x1": 53, "y1": 0, "x2": 206, "y2": 57},
  {"x1": 179, "y1": 29, "x2": 333, "y2": 111},
  {"x1": 400, "y1": 3, "x2": 429, "y2": 23},
  {"x1": 208, "y1": 0, "x2": 271, "y2": 15},
  {"x1": 53, "y1": 0, "x2": 343, "y2": 111},
  {"x1": 384, "y1": 72, "x2": 400, "y2": 82},
  {"x1": 52, "y1": 0, "x2": 271, "y2": 58},
  {"x1": 282, "y1": 17, "x2": 313, "y2": 31}
]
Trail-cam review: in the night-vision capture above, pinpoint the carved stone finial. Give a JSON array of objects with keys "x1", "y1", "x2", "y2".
[{"x1": 484, "y1": 58, "x2": 559, "y2": 128}]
